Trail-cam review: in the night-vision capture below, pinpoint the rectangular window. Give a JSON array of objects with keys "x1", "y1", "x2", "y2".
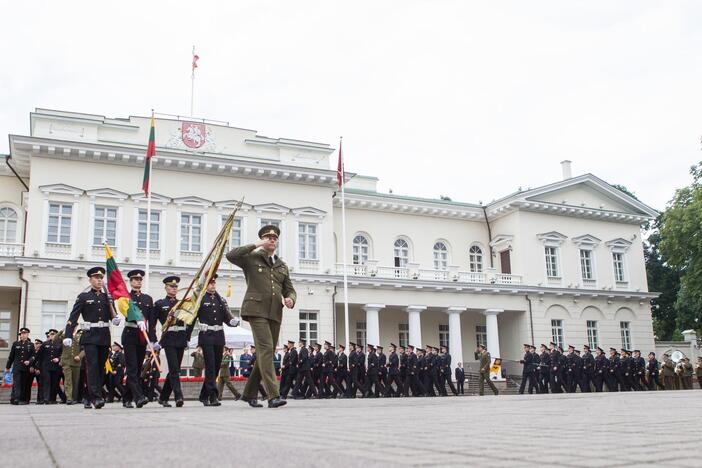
[
  {"x1": 586, "y1": 320, "x2": 599, "y2": 349},
  {"x1": 180, "y1": 213, "x2": 202, "y2": 252},
  {"x1": 137, "y1": 209, "x2": 160, "y2": 250},
  {"x1": 580, "y1": 249, "x2": 594, "y2": 280},
  {"x1": 93, "y1": 206, "x2": 117, "y2": 246},
  {"x1": 545, "y1": 246, "x2": 559, "y2": 278},
  {"x1": 298, "y1": 223, "x2": 318, "y2": 260},
  {"x1": 356, "y1": 321, "x2": 367, "y2": 349},
  {"x1": 475, "y1": 325, "x2": 487, "y2": 347},
  {"x1": 222, "y1": 216, "x2": 243, "y2": 250},
  {"x1": 551, "y1": 319, "x2": 564, "y2": 349},
  {"x1": 398, "y1": 323, "x2": 408, "y2": 348},
  {"x1": 41, "y1": 301, "x2": 67, "y2": 333},
  {"x1": 299, "y1": 311, "x2": 318, "y2": 343},
  {"x1": 439, "y1": 324, "x2": 449, "y2": 348},
  {"x1": 0, "y1": 310, "x2": 11, "y2": 348},
  {"x1": 613, "y1": 253, "x2": 626, "y2": 282},
  {"x1": 620, "y1": 321, "x2": 631, "y2": 349},
  {"x1": 47, "y1": 203, "x2": 72, "y2": 244}
]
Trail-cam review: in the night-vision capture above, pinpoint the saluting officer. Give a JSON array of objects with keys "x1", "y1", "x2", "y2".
[
  {"x1": 5, "y1": 327, "x2": 35, "y2": 405},
  {"x1": 226, "y1": 224, "x2": 296, "y2": 409},
  {"x1": 64, "y1": 267, "x2": 118, "y2": 409},
  {"x1": 121, "y1": 269, "x2": 156, "y2": 409},
  {"x1": 156, "y1": 275, "x2": 191, "y2": 408},
  {"x1": 196, "y1": 274, "x2": 239, "y2": 406}
]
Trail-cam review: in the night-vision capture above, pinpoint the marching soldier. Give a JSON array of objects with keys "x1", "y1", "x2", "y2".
[
  {"x1": 348, "y1": 342, "x2": 364, "y2": 398},
  {"x1": 606, "y1": 348, "x2": 620, "y2": 391},
  {"x1": 36, "y1": 329, "x2": 63, "y2": 404},
  {"x1": 619, "y1": 349, "x2": 633, "y2": 391},
  {"x1": 121, "y1": 269, "x2": 157, "y2": 408},
  {"x1": 661, "y1": 353, "x2": 675, "y2": 390},
  {"x1": 64, "y1": 267, "x2": 118, "y2": 409},
  {"x1": 281, "y1": 340, "x2": 298, "y2": 398},
  {"x1": 217, "y1": 347, "x2": 242, "y2": 401},
  {"x1": 292, "y1": 339, "x2": 316, "y2": 399},
  {"x1": 335, "y1": 343, "x2": 348, "y2": 396},
  {"x1": 312, "y1": 343, "x2": 324, "y2": 396},
  {"x1": 424, "y1": 345, "x2": 437, "y2": 396},
  {"x1": 156, "y1": 275, "x2": 190, "y2": 408},
  {"x1": 385, "y1": 343, "x2": 401, "y2": 397},
  {"x1": 52, "y1": 329, "x2": 82, "y2": 404},
  {"x1": 549, "y1": 342, "x2": 563, "y2": 393},
  {"x1": 518, "y1": 343, "x2": 533, "y2": 394},
  {"x1": 476, "y1": 343, "x2": 498, "y2": 396},
  {"x1": 5, "y1": 327, "x2": 34, "y2": 405},
  {"x1": 398, "y1": 345, "x2": 408, "y2": 393},
  {"x1": 191, "y1": 347, "x2": 204, "y2": 377},
  {"x1": 681, "y1": 357, "x2": 693, "y2": 390},
  {"x1": 279, "y1": 343, "x2": 290, "y2": 395},
  {"x1": 564, "y1": 345, "x2": 576, "y2": 393},
  {"x1": 377, "y1": 345, "x2": 388, "y2": 395},
  {"x1": 365, "y1": 344, "x2": 384, "y2": 397},
  {"x1": 30, "y1": 339, "x2": 43, "y2": 403},
  {"x1": 440, "y1": 345, "x2": 458, "y2": 396},
  {"x1": 593, "y1": 347, "x2": 608, "y2": 392},
  {"x1": 631, "y1": 350, "x2": 646, "y2": 391},
  {"x1": 226, "y1": 224, "x2": 296, "y2": 409},
  {"x1": 646, "y1": 352, "x2": 663, "y2": 390},
  {"x1": 538, "y1": 344, "x2": 550, "y2": 394},
  {"x1": 416, "y1": 347, "x2": 429, "y2": 396},
  {"x1": 322, "y1": 341, "x2": 343, "y2": 398},
  {"x1": 108, "y1": 342, "x2": 125, "y2": 402},
  {"x1": 195, "y1": 274, "x2": 239, "y2": 406},
  {"x1": 580, "y1": 345, "x2": 594, "y2": 392}
]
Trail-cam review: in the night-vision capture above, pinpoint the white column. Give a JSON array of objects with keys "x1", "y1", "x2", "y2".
[
  {"x1": 406, "y1": 305, "x2": 427, "y2": 348},
  {"x1": 446, "y1": 307, "x2": 466, "y2": 378},
  {"x1": 483, "y1": 309, "x2": 503, "y2": 359},
  {"x1": 363, "y1": 303, "x2": 384, "y2": 346}
]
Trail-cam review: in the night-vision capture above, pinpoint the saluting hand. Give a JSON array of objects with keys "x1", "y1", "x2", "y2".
[{"x1": 283, "y1": 297, "x2": 294, "y2": 309}]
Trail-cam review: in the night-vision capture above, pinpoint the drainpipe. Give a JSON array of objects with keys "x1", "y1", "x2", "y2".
[
  {"x1": 19, "y1": 268, "x2": 29, "y2": 329},
  {"x1": 482, "y1": 206, "x2": 494, "y2": 268},
  {"x1": 525, "y1": 295, "x2": 534, "y2": 345},
  {"x1": 331, "y1": 285, "x2": 338, "y2": 346},
  {"x1": 5, "y1": 154, "x2": 29, "y2": 191}
]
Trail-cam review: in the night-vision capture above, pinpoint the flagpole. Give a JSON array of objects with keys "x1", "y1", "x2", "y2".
[
  {"x1": 340, "y1": 137, "x2": 350, "y2": 353},
  {"x1": 144, "y1": 110, "x2": 154, "y2": 294},
  {"x1": 190, "y1": 45, "x2": 196, "y2": 117}
]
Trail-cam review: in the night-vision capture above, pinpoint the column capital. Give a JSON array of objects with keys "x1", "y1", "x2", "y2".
[
  {"x1": 483, "y1": 308, "x2": 504, "y2": 316},
  {"x1": 406, "y1": 305, "x2": 427, "y2": 313},
  {"x1": 445, "y1": 306, "x2": 466, "y2": 315},
  {"x1": 363, "y1": 303, "x2": 385, "y2": 312}
]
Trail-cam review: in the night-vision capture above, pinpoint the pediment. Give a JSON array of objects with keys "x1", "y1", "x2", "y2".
[
  {"x1": 291, "y1": 206, "x2": 327, "y2": 218},
  {"x1": 605, "y1": 238, "x2": 633, "y2": 251},
  {"x1": 39, "y1": 183, "x2": 83, "y2": 197},
  {"x1": 571, "y1": 234, "x2": 602, "y2": 247},
  {"x1": 130, "y1": 192, "x2": 171, "y2": 204},
  {"x1": 86, "y1": 188, "x2": 129, "y2": 200},
  {"x1": 214, "y1": 200, "x2": 252, "y2": 211},
  {"x1": 172, "y1": 196, "x2": 213, "y2": 208},
  {"x1": 253, "y1": 203, "x2": 290, "y2": 214}
]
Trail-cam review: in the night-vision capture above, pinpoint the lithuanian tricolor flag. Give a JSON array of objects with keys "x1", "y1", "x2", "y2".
[
  {"x1": 105, "y1": 243, "x2": 144, "y2": 322},
  {"x1": 142, "y1": 113, "x2": 156, "y2": 195}
]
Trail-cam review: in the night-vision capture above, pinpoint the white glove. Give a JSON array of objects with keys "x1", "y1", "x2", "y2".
[
  {"x1": 112, "y1": 316, "x2": 122, "y2": 326},
  {"x1": 230, "y1": 317, "x2": 240, "y2": 327},
  {"x1": 63, "y1": 338, "x2": 72, "y2": 347},
  {"x1": 137, "y1": 321, "x2": 146, "y2": 332},
  {"x1": 151, "y1": 342, "x2": 161, "y2": 352}
]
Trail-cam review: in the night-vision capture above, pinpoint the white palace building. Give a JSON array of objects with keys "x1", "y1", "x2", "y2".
[{"x1": 0, "y1": 109, "x2": 659, "y2": 373}]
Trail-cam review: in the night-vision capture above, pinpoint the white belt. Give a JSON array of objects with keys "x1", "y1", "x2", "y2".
[
  {"x1": 168, "y1": 326, "x2": 186, "y2": 332},
  {"x1": 200, "y1": 324, "x2": 223, "y2": 332},
  {"x1": 81, "y1": 321, "x2": 110, "y2": 329}
]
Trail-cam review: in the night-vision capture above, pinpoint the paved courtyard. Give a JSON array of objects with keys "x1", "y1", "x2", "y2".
[{"x1": 1, "y1": 390, "x2": 701, "y2": 468}]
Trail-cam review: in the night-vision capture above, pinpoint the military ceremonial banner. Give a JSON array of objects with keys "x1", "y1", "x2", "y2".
[
  {"x1": 142, "y1": 113, "x2": 156, "y2": 195},
  {"x1": 105, "y1": 242, "x2": 144, "y2": 322},
  {"x1": 163, "y1": 200, "x2": 243, "y2": 331}
]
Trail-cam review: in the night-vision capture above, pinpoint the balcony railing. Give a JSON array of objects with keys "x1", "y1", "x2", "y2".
[
  {"x1": 0, "y1": 242, "x2": 24, "y2": 256},
  {"x1": 334, "y1": 263, "x2": 522, "y2": 285},
  {"x1": 298, "y1": 258, "x2": 319, "y2": 272}
]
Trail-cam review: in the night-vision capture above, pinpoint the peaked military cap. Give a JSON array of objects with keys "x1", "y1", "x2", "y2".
[
  {"x1": 34, "y1": 339, "x2": 43, "y2": 345},
  {"x1": 19, "y1": 327, "x2": 30, "y2": 334},
  {"x1": 338, "y1": 344, "x2": 345, "y2": 349},
  {"x1": 127, "y1": 269, "x2": 145, "y2": 279},
  {"x1": 113, "y1": 342, "x2": 123, "y2": 349},
  {"x1": 299, "y1": 339, "x2": 306, "y2": 345},
  {"x1": 567, "y1": 345, "x2": 575, "y2": 350},
  {"x1": 609, "y1": 347, "x2": 617, "y2": 352},
  {"x1": 287, "y1": 340, "x2": 295, "y2": 345},
  {"x1": 389, "y1": 343, "x2": 397, "y2": 348},
  {"x1": 349, "y1": 342, "x2": 356, "y2": 347},
  {"x1": 324, "y1": 340, "x2": 332, "y2": 347},
  {"x1": 376, "y1": 345, "x2": 383, "y2": 350},
  {"x1": 523, "y1": 343, "x2": 531, "y2": 347},
  {"x1": 596, "y1": 347, "x2": 604, "y2": 353},
  {"x1": 407, "y1": 345, "x2": 415, "y2": 350},
  {"x1": 163, "y1": 275, "x2": 180, "y2": 286},
  {"x1": 583, "y1": 345, "x2": 590, "y2": 350},
  {"x1": 633, "y1": 349, "x2": 641, "y2": 353},
  {"x1": 441, "y1": 344, "x2": 448, "y2": 350},
  {"x1": 258, "y1": 224, "x2": 280, "y2": 239},
  {"x1": 549, "y1": 342, "x2": 557, "y2": 347},
  {"x1": 48, "y1": 329, "x2": 58, "y2": 334},
  {"x1": 477, "y1": 343, "x2": 486, "y2": 350},
  {"x1": 574, "y1": 350, "x2": 581, "y2": 355},
  {"x1": 87, "y1": 266, "x2": 106, "y2": 277}
]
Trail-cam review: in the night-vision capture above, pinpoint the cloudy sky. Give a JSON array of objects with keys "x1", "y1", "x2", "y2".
[{"x1": 2, "y1": 1, "x2": 701, "y2": 210}]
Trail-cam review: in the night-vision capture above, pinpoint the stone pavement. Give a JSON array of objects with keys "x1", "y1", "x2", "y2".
[{"x1": 1, "y1": 390, "x2": 701, "y2": 468}]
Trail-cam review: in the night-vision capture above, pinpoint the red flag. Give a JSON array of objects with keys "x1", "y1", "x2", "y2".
[
  {"x1": 192, "y1": 53, "x2": 199, "y2": 72},
  {"x1": 337, "y1": 138, "x2": 344, "y2": 188},
  {"x1": 142, "y1": 114, "x2": 155, "y2": 195}
]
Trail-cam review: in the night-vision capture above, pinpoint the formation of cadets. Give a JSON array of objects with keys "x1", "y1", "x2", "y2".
[
  {"x1": 517, "y1": 342, "x2": 701, "y2": 394},
  {"x1": 6, "y1": 266, "x2": 702, "y2": 407},
  {"x1": 277, "y1": 341, "x2": 498, "y2": 398}
]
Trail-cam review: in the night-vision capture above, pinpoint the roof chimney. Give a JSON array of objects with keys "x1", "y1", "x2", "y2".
[{"x1": 561, "y1": 160, "x2": 572, "y2": 180}]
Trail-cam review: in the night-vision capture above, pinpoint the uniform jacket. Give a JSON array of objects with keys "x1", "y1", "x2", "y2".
[
  {"x1": 5, "y1": 338, "x2": 35, "y2": 372},
  {"x1": 65, "y1": 289, "x2": 112, "y2": 345},
  {"x1": 594, "y1": 354, "x2": 609, "y2": 374},
  {"x1": 441, "y1": 353, "x2": 452, "y2": 376},
  {"x1": 297, "y1": 346, "x2": 311, "y2": 371},
  {"x1": 156, "y1": 295, "x2": 191, "y2": 348},
  {"x1": 322, "y1": 349, "x2": 335, "y2": 373},
  {"x1": 121, "y1": 290, "x2": 156, "y2": 346},
  {"x1": 388, "y1": 352, "x2": 399, "y2": 376},
  {"x1": 455, "y1": 367, "x2": 465, "y2": 382},
  {"x1": 226, "y1": 244, "x2": 297, "y2": 323},
  {"x1": 479, "y1": 351, "x2": 492, "y2": 374},
  {"x1": 36, "y1": 339, "x2": 63, "y2": 372},
  {"x1": 647, "y1": 358, "x2": 659, "y2": 376},
  {"x1": 196, "y1": 291, "x2": 234, "y2": 346},
  {"x1": 377, "y1": 352, "x2": 387, "y2": 376},
  {"x1": 337, "y1": 352, "x2": 348, "y2": 373}
]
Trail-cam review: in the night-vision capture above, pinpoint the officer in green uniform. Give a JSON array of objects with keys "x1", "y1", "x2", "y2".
[
  {"x1": 696, "y1": 357, "x2": 702, "y2": 389},
  {"x1": 53, "y1": 329, "x2": 83, "y2": 404},
  {"x1": 226, "y1": 224, "x2": 296, "y2": 409},
  {"x1": 661, "y1": 353, "x2": 675, "y2": 390},
  {"x1": 476, "y1": 343, "x2": 499, "y2": 396},
  {"x1": 217, "y1": 347, "x2": 242, "y2": 400},
  {"x1": 191, "y1": 347, "x2": 204, "y2": 377}
]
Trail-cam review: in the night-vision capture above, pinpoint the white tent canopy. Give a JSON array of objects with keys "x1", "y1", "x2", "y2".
[{"x1": 188, "y1": 325, "x2": 255, "y2": 349}]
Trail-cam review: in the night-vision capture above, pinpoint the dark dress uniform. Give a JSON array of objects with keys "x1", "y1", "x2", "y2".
[
  {"x1": 365, "y1": 349, "x2": 384, "y2": 397},
  {"x1": 226, "y1": 239, "x2": 297, "y2": 403},
  {"x1": 377, "y1": 350, "x2": 388, "y2": 395},
  {"x1": 646, "y1": 357, "x2": 663, "y2": 390},
  {"x1": 36, "y1": 337, "x2": 63, "y2": 403},
  {"x1": 5, "y1": 334, "x2": 35, "y2": 404},
  {"x1": 322, "y1": 347, "x2": 343, "y2": 397},
  {"x1": 108, "y1": 347, "x2": 126, "y2": 402},
  {"x1": 632, "y1": 355, "x2": 646, "y2": 390},
  {"x1": 423, "y1": 352, "x2": 436, "y2": 396},
  {"x1": 386, "y1": 350, "x2": 401, "y2": 396},
  {"x1": 121, "y1": 289, "x2": 156, "y2": 407},
  {"x1": 539, "y1": 350, "x2": 551, "y2": 393},
  {"x1": 518, "y1": 349, "x2": 533, "y2": 394},
  {"x1": 404, "y1": 350, "x2": 426, "y2": 396},
  {"x1": 65, "y1": 285, "x2": 112, "y2": 407},
  {"x1": 196, "y1": 289, "x2": 235, "y2": 405},
  {"x1": 441, "y1": 352, "x2": 458, "y2": 395},
  {"x1": 336, "y1": 349, "x2": 348, "y2": 395},
  {"x1": 549, "y1": 349, "x2": 563, "y2": 393},
  {"x1": 593, "y1": 352, "x2": 609, "y2": 392},
  {"x1": 279, "y1": 347, "x2": 291, "y2": 395},
  {"x1": 156, "y1": 293, "x2": 191, "y2": 406},
  {"x1": 281, "y1": 345, "x2": 298, "y2": 398},
  {"x1": 313, "y1": 349, "x2": 324, "y2": 396},
  {"x1": 292, "y1": 345, "x2": 316, "y2": 398},
  {"x1": 607, "y1": 353, "x2": 620, "y2": 391},
  {"x1": 580, "y1": 350, "x2": 595, "y2": 392}
]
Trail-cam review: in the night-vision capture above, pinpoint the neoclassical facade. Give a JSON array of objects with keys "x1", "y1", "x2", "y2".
[{"x1": 0, "y1": 109, "x2": 659, "y2": 372}]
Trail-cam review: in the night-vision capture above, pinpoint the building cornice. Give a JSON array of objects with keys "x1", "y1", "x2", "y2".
[{"x1": 9, "y1": 135, "x2": 344, "y2": 189}]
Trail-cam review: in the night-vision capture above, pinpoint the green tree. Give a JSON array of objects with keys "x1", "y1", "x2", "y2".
[
  {"x1": 644, "y1": 224, "x2": 681, "y2": 340},
  {"x1": 659, "y1": 163, "x2": 702, "y2": 335}
]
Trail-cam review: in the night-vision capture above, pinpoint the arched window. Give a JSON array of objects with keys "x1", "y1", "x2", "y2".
[
  {"x1": 433, "y1": 242, "x2": 448, "y2": 270},
  {"x1": 393, "y1": 238, "x2": 410, "y2": 268},
  {"x1": 0, "y1": 207, "x2": 18, "y2": 243},
  {"x1": 469, "y1": 245, "x2": 483, "y2": 273},
  {"x1": 352, "y1": 234, "x2": 369, "y2": 265}
]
